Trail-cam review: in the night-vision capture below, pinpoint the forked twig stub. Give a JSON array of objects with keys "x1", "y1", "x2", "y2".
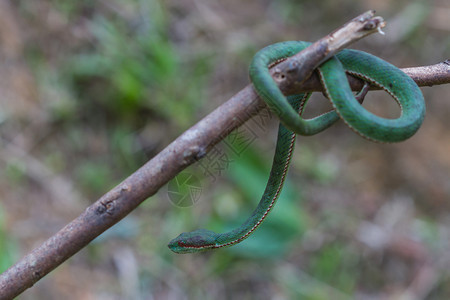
[
  {"x1": 0, "y1": 11, "x2": 448, "y2": 299},
  {"x1": 272, "y1": 10, "x2": 386, "y2": 91}
]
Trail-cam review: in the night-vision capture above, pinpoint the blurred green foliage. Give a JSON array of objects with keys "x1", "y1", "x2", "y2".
[
  {"x1": 0, "y1": 206, "x2": 17, "y2": 273},
  {"x1": 4, "y1": 161, "x2": 27, "y2": 185},
  {"x1": 65, "y1": 3, "x2": 210, "y2": 128}
]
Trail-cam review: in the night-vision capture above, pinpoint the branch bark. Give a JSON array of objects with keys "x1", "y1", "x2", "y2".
[{"x1": 0, "y1": 11, "x2": 449, "y2": 299}]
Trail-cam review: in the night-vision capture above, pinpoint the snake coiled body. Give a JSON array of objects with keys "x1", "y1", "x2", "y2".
[{"x1": 168, "y1": 41, "x2": 425, "y2": 254}]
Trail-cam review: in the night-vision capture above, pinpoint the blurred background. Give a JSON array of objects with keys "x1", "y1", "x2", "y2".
[{"x1": 0, "y1": 0, "x2": 449, "y2": 299}]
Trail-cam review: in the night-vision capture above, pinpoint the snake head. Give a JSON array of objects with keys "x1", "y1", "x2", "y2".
[{"x1": 168, "y1": 229, "x2": 219, "y2": 254}]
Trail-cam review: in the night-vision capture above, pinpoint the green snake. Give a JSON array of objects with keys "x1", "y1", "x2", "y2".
[{"x1": 168, "y1": 41, "x2": 425, "y2": 254}]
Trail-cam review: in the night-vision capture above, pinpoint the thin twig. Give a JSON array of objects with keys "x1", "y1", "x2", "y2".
[{"x1": 0, "y1": 11, "x2": 449, "y2": 299}]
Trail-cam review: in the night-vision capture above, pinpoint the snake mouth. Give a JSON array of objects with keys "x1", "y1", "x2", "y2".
[
  {"x1": 167, "y1": 229, "x2": 219, "y2": 253},
  {"x1": 167, "y1": 240, "x2": 217, "y2": 254},
  {"x1": 178, "y1": 241, "x2": 216, "y2": 249}
]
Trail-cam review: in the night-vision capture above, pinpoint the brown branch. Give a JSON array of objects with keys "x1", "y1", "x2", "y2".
[{"x1": 0, "y1": 11, "x2": 448, "y2": 299}]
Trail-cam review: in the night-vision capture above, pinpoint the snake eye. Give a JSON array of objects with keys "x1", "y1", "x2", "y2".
[{"x1": 273, "y1": 71, "x2": 286, "y2": 82}]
